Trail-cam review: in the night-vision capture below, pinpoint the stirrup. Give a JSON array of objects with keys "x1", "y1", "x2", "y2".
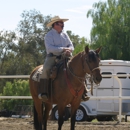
[
  {"x1": 38, "y1": 94, "x2": 48, "y2": 102},
  {"x1": 38, "y1": 94, "x2": 43, "y2": 99}
]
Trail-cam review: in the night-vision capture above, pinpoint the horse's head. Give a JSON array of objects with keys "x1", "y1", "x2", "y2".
[{"x1": 83, "y1": 46, "x2": 102, "y2": 84}]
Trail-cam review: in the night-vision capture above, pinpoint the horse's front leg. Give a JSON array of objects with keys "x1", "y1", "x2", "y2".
[
  {"x1": 70, "y1": 100, "x2": 81, "y2": 130},
  {"x1": 58, "y1": 106, "x2": 66, "y2": 130},
  {"x1": 43, "y1": 103, "x2": 52, "y2": 130},
  {"x1": 70, "y1": 109, "x2": 76, "y2": 130}
]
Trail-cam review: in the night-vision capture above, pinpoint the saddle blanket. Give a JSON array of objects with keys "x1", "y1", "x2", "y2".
[{"x1": 32, "y1": 66, "x2": 43, "y2": 82}]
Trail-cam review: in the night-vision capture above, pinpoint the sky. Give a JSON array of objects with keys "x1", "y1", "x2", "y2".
[{"x1": 0, "y1": 0, "x2": 106, "y2": 40}]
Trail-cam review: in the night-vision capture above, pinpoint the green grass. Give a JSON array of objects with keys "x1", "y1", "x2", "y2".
[{"x1": 91, "y1": 119, "x2": 98, "y2": 122}]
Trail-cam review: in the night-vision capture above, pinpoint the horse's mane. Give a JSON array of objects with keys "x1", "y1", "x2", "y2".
[
  {"x1": 70, "y1": 51, "x2": 83, "y2": 60},
  {"x1": 71, "y1": 50, "x2": 99, "y2": 62}
]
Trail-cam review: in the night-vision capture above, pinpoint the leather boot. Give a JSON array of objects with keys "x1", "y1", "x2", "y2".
[
  {"x1": 81, "y1": 87, "x2": 90, "y2": 101},
  {"x1": 38, "y1": 79, "x2": 49, "y2": 102}
]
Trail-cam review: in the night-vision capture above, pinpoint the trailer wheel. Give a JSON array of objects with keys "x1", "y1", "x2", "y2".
[
  {"x1": 51, "y1": 106, "x2": 70, "y2": 121},
  {"x1": 76, "y1": 106, "x2": 87, "y2": 121}
]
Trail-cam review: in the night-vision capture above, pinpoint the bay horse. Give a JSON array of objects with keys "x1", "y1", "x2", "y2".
[{"x1": 29, "y1": 46, "x2": 102, "y2": 130}]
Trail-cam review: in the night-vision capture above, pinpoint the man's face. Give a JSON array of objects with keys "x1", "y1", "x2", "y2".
[{"x1": 54, "y1": 21, "x2": 64, "y2": 32}]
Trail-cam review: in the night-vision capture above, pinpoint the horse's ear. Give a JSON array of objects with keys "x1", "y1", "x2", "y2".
[
  {"x1": 95, "y1": 46, "x2": 102, "y2": 54},
  {"x1": 85, "y1": 46, "x2": 89, "y2": 54}
]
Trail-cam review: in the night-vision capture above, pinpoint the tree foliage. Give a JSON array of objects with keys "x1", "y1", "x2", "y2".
[
  {"x1": 0, "y1": 80, "x2": 32, "y2": 110},
  {"x1": 87, "y1": 0, "x2": 130, "y2": 60},
  {"x1": 0, "y1": 30, "x2": 17, "y2": 74},
  {"x1": 0, "y1": 10, "x2": 51, "y2": 76},
  {"x1": 66, "y1": 31, "x2": 89, "y2": 55},
  {"x1": 15, "y1": 10, "x2": 52, "y2": 73}
]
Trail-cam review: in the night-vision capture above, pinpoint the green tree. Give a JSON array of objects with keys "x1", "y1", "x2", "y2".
[
  {"x1": 0, "y1": 10, "x2": 52, "y2": 76},
  {"x1": 73, "y1": 37, "x2": 89, "y2": 55},
  {"x1": 66, "y1": 30, "x2": 81, "y2": 47},
  {"x1": 14, "y1": 10, "x2": 52, "y2": 74},
  {"x1": 0, "y1": 30, "x2": 17, "y2": 92},
  {"x1": 66, "y1": 30, "x2": 90, "y2": 55},
  {"x1": 0, "y1": 30, "x2": 17, "y2": 74},
  {"x1": 87, "y1": 0, "x2": 130, "y2": 60},
  {"x1": 0, "y1": 80, "x2": 32, "y2": 110}
]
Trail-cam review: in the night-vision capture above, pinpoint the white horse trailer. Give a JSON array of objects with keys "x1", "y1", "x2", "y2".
[{"x1": 51, "y1": 60, "x2": 130, "y2": 121}]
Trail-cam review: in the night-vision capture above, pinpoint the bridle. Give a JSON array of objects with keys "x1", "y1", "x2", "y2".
[
  {"x1": 65, "y1": 52, "x2": 101, "y2": 96},
  {"x1": 67, "y1": 53, "x2": 100, "y2": 82},
  {"x1": 64, "y1": 51, "x2": 101, "y2": 98},
  {"x1": 84, "y1": 54, "x2": 100, "y2": 74}
]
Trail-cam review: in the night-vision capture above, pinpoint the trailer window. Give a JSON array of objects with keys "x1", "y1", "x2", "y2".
[
  {"x1": 101, "y1": 72, "x2": 112, "y2": 78},
  {"x1": 117, "y1": 72, "x2": 127, "y2": 79}
]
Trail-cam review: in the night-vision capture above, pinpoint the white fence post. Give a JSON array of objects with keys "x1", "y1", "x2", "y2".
[{"x1": 113, "y1": 75, "x2": 122, "y2": 123}]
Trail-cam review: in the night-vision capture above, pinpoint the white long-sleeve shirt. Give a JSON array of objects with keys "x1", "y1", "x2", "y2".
[{"x1": 44, "y1": 28, "x2": 74, "y2": 56}]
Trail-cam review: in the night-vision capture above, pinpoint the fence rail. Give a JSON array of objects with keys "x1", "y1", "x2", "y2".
[
  {"x1": 0, "y1": 75, "x2": 30, "y2": 78},
  {"x1": 0, "y1": 74, "x2": 130, "y2": 123}
]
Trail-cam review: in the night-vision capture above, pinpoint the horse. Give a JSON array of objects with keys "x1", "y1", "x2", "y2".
[{"x1": 29, "y1": 46, "x2": 102, "y2": 130}]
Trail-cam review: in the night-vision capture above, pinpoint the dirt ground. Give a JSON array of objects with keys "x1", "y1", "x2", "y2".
[{"x1": 0, "y1": 117, "x2": 130, "y2": 130}]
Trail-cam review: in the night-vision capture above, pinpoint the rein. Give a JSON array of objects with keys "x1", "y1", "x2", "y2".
[
  {"x1": 68, "y1": 64, "x2": 86, "y2": 83},
  {"x1": 63, "y1": 58, "x2": 84, "y2": 98},
  {"x1": 64, "y1": 69, "x2": 84, "y2": 98}
]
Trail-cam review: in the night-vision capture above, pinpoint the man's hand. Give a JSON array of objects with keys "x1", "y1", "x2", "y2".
[
  {"x1": 63, "y1": 48, "x2": 72, "y2": 52},
  {"x1": 63, "y1": 48, "x2": 72, "y2": 57}
]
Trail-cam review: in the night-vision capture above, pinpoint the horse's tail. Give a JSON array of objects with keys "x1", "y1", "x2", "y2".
[{"x1": 33, "y1": 104, "x2": 42, "y2": 130}]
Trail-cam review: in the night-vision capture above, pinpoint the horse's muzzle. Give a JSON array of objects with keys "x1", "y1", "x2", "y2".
[{"x1": 93, "y1": 75, "x2": 102, "y2": 84}]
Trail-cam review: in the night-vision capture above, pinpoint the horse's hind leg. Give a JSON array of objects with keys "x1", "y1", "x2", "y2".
[
  {"x1": 33, "y1": 104, "x2": 42, "y2": 130},
  {"x1": 33, "y1": 99, "x2": 44, "y2": 130},
  {"x1": 43, "y1": 103, "x2": 52, "y2": 130}
]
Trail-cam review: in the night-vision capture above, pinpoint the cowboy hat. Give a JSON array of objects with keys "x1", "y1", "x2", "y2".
[{"x1": 47, "y1": 16, "x2": 69, "y2": 27}]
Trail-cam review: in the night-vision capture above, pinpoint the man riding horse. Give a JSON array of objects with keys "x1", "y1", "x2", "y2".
[{"x1": 38, "y1": 16, "x2": 89, "y2": 102}]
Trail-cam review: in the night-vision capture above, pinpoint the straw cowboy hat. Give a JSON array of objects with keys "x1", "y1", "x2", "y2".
[{"x1": 47, "y1": 16, "x2": 69, "y2": 27}]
